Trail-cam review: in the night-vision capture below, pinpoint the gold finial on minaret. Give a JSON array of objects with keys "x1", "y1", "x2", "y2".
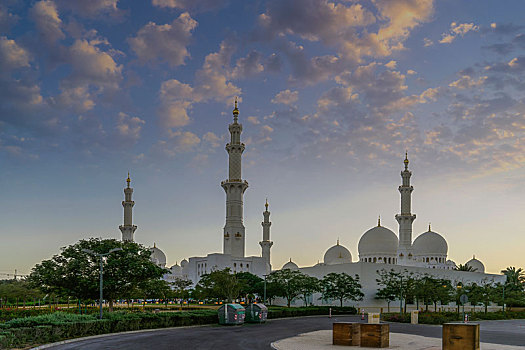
[
  {"x1": 378, "y1": 215, "x2": 381, "y2": 226},
  {"x1": 233, "y1": 97, "x2": 239, "y2": 114},
  {"x1": 126, "y1": 172, "x2": 131, "y2": 188},
  {"x1": 428, "y1": 223, "x2": 431, "y2": 231},
  {"x1": 265, "y1": 198, "x2": 269, "y2": 211},
  {"x1": 337, "y1": 238, "x2": 340, "y2": 245},
  {"x1": 154, "y1": 242, "x2": 156, "y2": 248},
  {"x1": 404, "y1": 150, "x2": 409, "y2": 170}
]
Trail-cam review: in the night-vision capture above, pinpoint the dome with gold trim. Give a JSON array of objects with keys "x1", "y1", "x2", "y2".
[{"x1": 323, "y1": 240, "x2": 352, "y2": 265}]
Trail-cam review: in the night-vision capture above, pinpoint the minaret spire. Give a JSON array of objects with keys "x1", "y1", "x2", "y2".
[
  {"x1": 260, "y1": 199, "x2": 273, "y2": 273},
  {"x1": 222, "y1": 99, "x2": 248, "y2": 257},
  {"x1": 119, "y1": 173, "x2": 137, "y2": 242},
  {"x1": 395, "y1": 152, "x2": 416, "y2": 265}
]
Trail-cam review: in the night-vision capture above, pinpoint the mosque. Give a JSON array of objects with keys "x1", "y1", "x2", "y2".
[{"x1": 116, "y1": 101, "x2": 505, "y2": 307}]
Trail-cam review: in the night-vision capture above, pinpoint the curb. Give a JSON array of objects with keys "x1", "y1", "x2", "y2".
[
  {"x1": 30, "y1": 314, "x2": 358, "y2": 349},
  {"x1": 30, "y1": 324, "x2": 209, "y2": 350}
]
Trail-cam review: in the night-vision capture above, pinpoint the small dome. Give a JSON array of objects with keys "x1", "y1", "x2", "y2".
[
  {"x1": 149, "y1": 245, "x2": 167, "y2": 267},
  {"x1": 282, "y1": 259, "x2": 299, "y2": 270},
  {"x1": 466, "y1": 256, "x2": 485, "y2": 273},
  {"x1": 170, "y1": 263, "x2": 182, "y2": 275},
  {"x1": 413, "y1": 229, "x2": 448, "y2": 256},
  {"x1": 323, "y1": 241, "x2": 352, "y2": 265},
  {"x1": 446, "y1": 260, "x2": 457, "y2": 267},
  {"x1": 180, "y1": 259, "x2": 188, "y2": 268},
  {"x1": 358, "y1": 225, "x2": 398, "y2": 256}
]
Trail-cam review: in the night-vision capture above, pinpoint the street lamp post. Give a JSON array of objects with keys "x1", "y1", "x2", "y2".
[
  {"x1": 82, "y1": 248, "x2": 122, "y2": 319},
  {"x1": 263, "y1": 274, "x2": 268, "y2": 304},
  {"x1": 502, "y1": 283, "x2": 505, "y2": 313}
]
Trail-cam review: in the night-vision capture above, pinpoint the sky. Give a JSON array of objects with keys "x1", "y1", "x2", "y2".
[{"x1": 0, "y1": 0, "x2": 524, "y2": 277}]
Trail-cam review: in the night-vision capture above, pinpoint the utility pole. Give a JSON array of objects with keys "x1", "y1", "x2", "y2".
[{"x1": 82, "y1": 248, "x2": 122, "y2": 319}]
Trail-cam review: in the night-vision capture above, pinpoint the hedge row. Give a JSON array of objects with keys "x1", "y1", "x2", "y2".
[
  {"x1": 267, "y1": 306, "x2": 357, "y2": 319},
  {"x1": 381, "y1": 310, "x2": 525, "y2": 325},
  {"x1": 0, "y1": 306, "x2": 356, "y2": 349}
]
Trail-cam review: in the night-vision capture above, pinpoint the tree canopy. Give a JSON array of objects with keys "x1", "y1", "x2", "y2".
[
  {"x1": 321, "y1": 272, "x2": 363, "y2": 307},
  {"x1": 28, "y1": 238, "x2": 167, "y2": 309}
]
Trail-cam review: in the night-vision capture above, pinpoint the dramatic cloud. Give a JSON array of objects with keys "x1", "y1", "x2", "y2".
[
  {"x1": 116, "y1": 112, "x2": 145, "y2": 142},
  {"x1": 255, "y1": 0, "x2": 434, "y2": 83},
  {"x1": 0, "y1": 36, "x2": 30, "y2": 73},
  {"x1": 231, "y1": 51, "x2": 264, "y2": 79},
  {"x1": 56, "y1": 0, "x2": 120, "y2": 17},
  {"x1": 30, "y1": 1, "x2": 65, "y2": 44},
  {"x1": 151, "y1": 0, "x2": 229, "y2": 11},
  {"x1": 440, "y1": 22, "x2": 479, "y2": 44},
  {"x1": 65, "y1": 39, "x2": 123, "y2": 88},
  {"x1": 271, "y1": 89, "x2": 298, "y2": 105},
  {"x1": 157, "y1": 40, "x2": 247, "y2": 128},
  {"x1": 449, "y1": 75, "x2": 487, "y2": 89},
  {"x1": 128, "y1": 12, "x2": 197, "y2": 67}
]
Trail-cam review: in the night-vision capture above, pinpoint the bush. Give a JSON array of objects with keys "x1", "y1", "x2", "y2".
[
  {"x1": 0, "y1": 306, "x2": 356, "y2": 349},
  {"x1": 267, "y1": 306, "x2": 357, "y2": 319}
]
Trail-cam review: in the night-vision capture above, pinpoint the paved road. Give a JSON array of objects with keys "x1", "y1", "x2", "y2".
[{"x1": 45, "y1": 316, "x2": 525, "y2": 349}]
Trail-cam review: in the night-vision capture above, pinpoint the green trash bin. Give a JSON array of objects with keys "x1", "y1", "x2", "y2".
[
  {"x1": 218, "y1": 304, "x2": 245, "y2": 325},
  {"x1": 245, "y1": 303, "x2": 268, "y2": 323}
]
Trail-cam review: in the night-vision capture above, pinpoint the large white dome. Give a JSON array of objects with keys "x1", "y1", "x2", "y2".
[
  {"x1": 413, "y1": 229, "x2": 448, "y2": 256},
  {"x1": 282, "y1": 259, "x2": 299, "y2": 270},
  {"x1": 358, "y1": 225, "x2": 398, "y2": 256},
  {"x1": 323, "y1": 241, "x2": 352, "y2": 265},
  {"x1": 466, "y1": 256, "x2": 485, "y2": 273},
  {"x1": 149, "y1": 244, "x2": 167, "y2": 267}
]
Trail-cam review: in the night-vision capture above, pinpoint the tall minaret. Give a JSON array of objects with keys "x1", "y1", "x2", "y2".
[
  {"x1": 221, "y1": 99, "x2": 248, "y2": 257},
  {"x1": 395, "y1": 152, "x2": 416, "y2": 264},
  {"x1": 259, "y1": 199, "x2": 273, "y2": 272},
  {"x1": 119, "y1": 173, "x2": 137, "y2": 242}
]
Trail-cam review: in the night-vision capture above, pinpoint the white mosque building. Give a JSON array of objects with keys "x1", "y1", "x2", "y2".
[
  {"x1": 117, "y1": 100, "x2": 271, "y2": 286},
  {"x1": 279, "y1": 153, "x2": 505, "y2": 307},
  {"x1": 116, "y1": 101, "x2": 505, "y2": 307}
]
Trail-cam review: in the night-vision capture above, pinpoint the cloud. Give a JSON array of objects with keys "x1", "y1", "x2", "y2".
[
  {"x1": 202, "y1": 131, "x2": 221, "y2": 148},
  {"x1": 271, "y1": 89, "x2": 299, "y2": 105},
  {"x1": 30, "y1": 1, "x2": 65, "y2": 44},
  {"x1": 157, "y1": 40, "x2": 243, "y2": 128},
  {"x1": 247, "y1": 116, "x2": 260, "y2": 125},
  {"x1": 55, "y1": 0, "x2": 120, "y2": 17},
  {"x1": 116, "y1": 112, "x2": 145, "y2": 141},
  {"x1": 449, "y1": 75, "x2": 487, "y2": 89},
  {"x1": 231, "y1": 51, "x2": 264, "y2": 79},
  {"x1": 64, "y1": 39, "x2": 122, "y2": 89},
  {"x1": 423, "y1": 37, "x2": 433, "y2": 47},
  {"x1": 154, "y1": 131, "x2": 201, "y2": 157},
  {"x1": 439, "y1": 22, "x2": 479, "y2": 44},
  {"x1": 0, "y1": 36, "x2": 30, "y2": 73},
  {"x1": 254, "y1": 0, "x2": 434, "y2": 83},
  {"x1": 151, "y1": 0, "x2": 229, "y2": 12},
  {"x1": 128, "y1": 12, "x2": 197, "y2": 67},
  {"x1": 384, "y1": 60, "x2": 397, "y2": 69},
  {"x1": 0, "y1": 5, "x2": 18, "y2": 32}
]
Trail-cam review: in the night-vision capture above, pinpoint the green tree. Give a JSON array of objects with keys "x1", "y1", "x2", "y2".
[
  {"x1": 321, "y1": 272, "x2": 363, "y2": 307},
  {"x1": 0, "y1": 279, "x2": 44, "y2": 306},
  {"x1": 28, "y1": 238, "x2": 167, "y2": 311},
  {"x1": 501, "y1": 267, "x2": 525, "y2": 291},
  {"x1": 297, "y1": 275, "x2": 320, "y2": 307},
  {"x1": 138, "y1": 279, "x2": 171, "y2": 308},
  {"x1": 236, "y1": 272, "x2": 263, "y2": 302},
  {"x1": 375, "y1": 285, "x2": 396, "y2": 312},
  {"x1": 196, "y1": 268, "x2": 241, "y2": 302},
  {"x1": 267, "y1": 269, "x2": 305, "y2": 307},
  {"x1": 376, "y1": 269, "x2": 414, "y2": 313}
]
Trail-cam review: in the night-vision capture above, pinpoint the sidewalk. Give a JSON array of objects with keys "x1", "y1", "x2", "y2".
[{"x1": 271, "y1": 330, "x2": 525, "y2": 350}]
